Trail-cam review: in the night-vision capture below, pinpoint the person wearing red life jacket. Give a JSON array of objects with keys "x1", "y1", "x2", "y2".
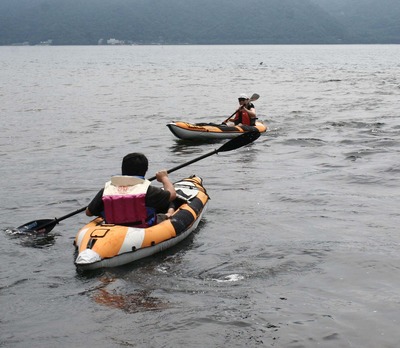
[
  {"x1": 85, "y1": 153, "x2": 176, "y2": 227},
  {"x1": 228, "y1": 93, "x2": 257, "y2": 126}
]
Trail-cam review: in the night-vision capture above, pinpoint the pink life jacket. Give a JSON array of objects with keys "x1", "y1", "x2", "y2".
[{"x1": 102, "y1": 176, "x2": 152, "y2": 227}]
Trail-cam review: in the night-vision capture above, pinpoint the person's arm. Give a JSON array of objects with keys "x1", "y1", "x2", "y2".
[
  {"x1": 244, "y1": 105, "x2": 256, "y2": 119},
  {"x1": 155, "y1": 170, "x2": 176, "y2": 201},
  {"x1": 85, "y1": 189, "x2": 104, "y2": 216}
]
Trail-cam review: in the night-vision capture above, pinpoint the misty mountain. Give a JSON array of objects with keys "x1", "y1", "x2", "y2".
[
  {"x1": 311, "y1": 0, "x2": 400, "y2": 43},
  {"x1": 0, "y1": 0, "x2": 399, "y2": 45}
]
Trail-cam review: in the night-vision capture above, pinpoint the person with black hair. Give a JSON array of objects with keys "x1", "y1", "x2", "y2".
[{"x1": 85, "y1": 153, "x2": 176, "y2": 227}]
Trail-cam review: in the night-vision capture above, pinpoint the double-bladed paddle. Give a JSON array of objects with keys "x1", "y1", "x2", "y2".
[
  {"x1": 16, "y1": 130, "x2": 261, "y2": 234},
  {"x1": 222, "y1": 93, "x2": 260, "y2": 124}
]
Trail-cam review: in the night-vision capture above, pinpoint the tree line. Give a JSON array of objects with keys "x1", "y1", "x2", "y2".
[{"x1": 0, "y1": 0, "x2": 399, "y2": 45}]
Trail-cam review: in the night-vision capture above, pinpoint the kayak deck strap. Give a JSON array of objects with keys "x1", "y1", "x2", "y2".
[{"x1": 170, "y1": 210, "x2": 195, "y2": 235}]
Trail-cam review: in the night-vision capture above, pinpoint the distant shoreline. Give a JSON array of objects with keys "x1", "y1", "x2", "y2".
[{"x1": 2, "y1": 43, "x2": 400, "y2": 47}]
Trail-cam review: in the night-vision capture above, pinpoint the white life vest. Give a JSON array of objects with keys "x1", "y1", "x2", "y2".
[{"x1": 102, "y1": 176, "x2": 153, "y2": 226}]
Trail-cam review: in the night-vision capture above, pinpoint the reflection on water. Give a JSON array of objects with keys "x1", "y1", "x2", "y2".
[
  {"x1": 168, "y1": 140, "x2": 221, "y2": 155},
  {"x1": 77, "y1": 227, "x2": 203, "y2": 313},
  {"x1": 93, "y1": 278, "x2": 169, "y2": 313},
  {"x1": 169, "y1": 137, "x2": 224, "y2": 148}
]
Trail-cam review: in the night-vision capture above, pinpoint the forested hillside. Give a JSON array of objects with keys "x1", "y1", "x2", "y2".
[
  {"x1": 311, "y1": 0, "x2": 400, "y2": 43},
  {"x1": 0, "y1": 0, "x2": 399, "y2": 45}
]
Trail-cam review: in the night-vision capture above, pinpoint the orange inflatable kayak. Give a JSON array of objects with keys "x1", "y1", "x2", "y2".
[
  {"x1": 74, "y1": 176, "x2": 209, "y2": 270},
  {"x1": 167, "y1": 121, "x2": 267, "y2": 140}
]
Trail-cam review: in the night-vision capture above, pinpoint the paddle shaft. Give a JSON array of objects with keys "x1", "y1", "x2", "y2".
[
  {"x1": 149, "y1": 130, "x2": 260, "y2": 180},
  {"x1": 20, "y1": 131, "x2": 260, "y2": 233},
  {"x1": 148, "y1": 149, "x2": 217, "y2": 181},
  {"x1": 29, "y1": 206, "x2": 87, "y2": 232}
]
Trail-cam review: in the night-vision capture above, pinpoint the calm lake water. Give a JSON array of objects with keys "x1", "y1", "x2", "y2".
[{"x1": 1, "y1": 45, "x2": 400, "y2": 347}]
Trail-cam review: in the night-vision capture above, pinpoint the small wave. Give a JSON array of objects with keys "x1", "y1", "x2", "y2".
[
  {"x1": 0, "y1": 278, "x2": 30, "y2": 291},
  {"x1": 4, "y1": 228, "x2": 56, "y2": 248},
  {"x1": 283, "y1": 138, "x2": 326, "y2": 147},
  {"x1": 346, "y1": 174, "x2": 384, "y2": 185},
  {"x1": 328, "y1": 121, "x2": 385, "y2": 129},
  {"x1": 321, "y1": 79, "x2": 342, "y2": 83},
  {"x1": 213, "y1": 274, "x2": 244, "y2": 283},
  {"x1": 385, "y1": 165, "x2": 400, "y2": 173},
  {"x1": 344, "y1": 145, "x2": 393, "y2": 160}
]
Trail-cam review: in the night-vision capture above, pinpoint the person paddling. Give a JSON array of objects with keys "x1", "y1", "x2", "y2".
[
  {"x1": 85, "y1": 153, "x2": 176, "y2": 226},
  {"x1": 222, "y1": 94, "x2": 257, "y2": 126}
]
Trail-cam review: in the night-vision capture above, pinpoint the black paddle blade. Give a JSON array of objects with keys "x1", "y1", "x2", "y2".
[
  {"x1": 16, "y1": 207, "x2": 87, "y2": 234},
  {"x1": 218, "y1": 131, "x2": 261, "y2": 153},
  {"x1": 17, "y1": 219, "x2": 57, "y2": 234}
]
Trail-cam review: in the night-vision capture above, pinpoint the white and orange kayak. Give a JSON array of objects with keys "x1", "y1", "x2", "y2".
[
  {"x1": 74, "y1": 176, "x2": 209, "y2": 270},
  {"x1": 167, "y1": 121, "x2": 267, "y2": 140}
]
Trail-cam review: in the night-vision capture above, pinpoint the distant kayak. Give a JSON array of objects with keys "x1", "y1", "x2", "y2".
[
  {"x1": 167, "y1": 121, "x2": 267, "y2": 140},
  {"x1": 74, "y1": 176, "x2": 209, "y2": 271}
]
